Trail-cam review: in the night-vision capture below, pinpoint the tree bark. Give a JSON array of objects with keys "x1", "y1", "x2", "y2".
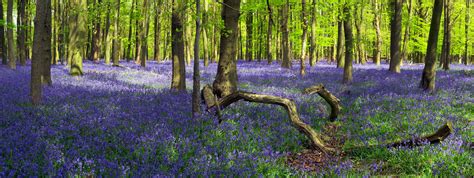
[
  {"x1": 69, "y1": 0, "x2": 87, "y2": 76},
  {"x1": 0, "y1": 0, "x2": 6, "y2": 65},
  {"x1": 440, "y1": 0, "x2": 451, "y2": 70},
  {"x1": 266, "y1": 0, "x2": 273, "y2": 64},
  {"x1": 154, "y1": 0, "x2": 162, "y2": 62},
  {"x1": 171, "y1": 0, "x2": 186, "y2": 91},
  {"x1": 112, "y1": 0, "x2": 121, "y2": 66},
  {"x1": 336, "y1": 21, "x2": 344, "y2": 68},
  {"x1": 389, "y1": 0, "x2": 402, "y2": 73},
  {"x1": 31, "y1": 0, "x2": 52, "y2": 105},
  {"x1": 300, "y1": 0, "x2": 307, "y2": 76},
  {"x1": 90, "y1": 0, "x2": 102, "y2": 63},
  {"x1": 464, "y1": 0, "x2": 470, "y2": 65},
  {"x1": 17, "y1": 0, "x2": 27, "y2": 66},
  {"x1": 126, "y1": 0, "x2": 135, "y2": 62},
  {"x1": 245, "y1": 8, "x2": 253, "y2": 61},
  {"x1": 420, "y1": 0, "x2": 443, "y2": 92},
  {"x1": 309, "y1": 0, "x2": 316, "y2": 67},
  {"x1": 402, "y1": 0, "x2": 413, "y2": 63},
  {"x1": 388, "y1": 121, "x2": 452, "y2": 147},
  {"x1": 280, "y1": 0, "x2": 291, "y2": 68},
  {"x1": 104, "y1": 4, "x2": 111, "y2": 64},
  {"x1": 7, "y1": 0, "x2": 15, "y2": 69},
  {"x1": 139, "y1": 0, "x2": 149, "y2": 67},
  {"x1": 202, "y1": 0, "x2": 209, "y2": 66},
  {"x1": 212, "y1": 0, "x2": 241, "y2": 97},
  {"x1": 373, "y1": 0, "x2": 382, "y2": 66},
  {"x1": 192, "y1": 0, "x2": 201, "y2": 116},
  {"x1": 342, "y1": 5, "x2": 353, "y2": 84},
  {"x1": 303, "y1": 84, "x2": 342, "y2": 122}
]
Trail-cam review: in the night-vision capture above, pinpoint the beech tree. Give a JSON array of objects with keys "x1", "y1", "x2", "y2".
[
  {"x1": 69, "y1": 0, "x2": 87, "y2": 76},
  {"x1": 31, "y1": 0, "x2": 52, "y2": 104},
  {"x1": 420, "y1": 0, "x2": 443, "y2": 91},
  {"x1": 212, "y1": 0, "x2": 241, "y2": 97},
  {"x1": 389, "y1": 0, "x2": 402, "y2": 73}
]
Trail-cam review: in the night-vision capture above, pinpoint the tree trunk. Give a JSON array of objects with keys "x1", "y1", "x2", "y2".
[
  {"x1": 440, "y1": 0, "x2": 451, "y2": 70},
  {"x1": 90, "y1": 0, "x2": 102, "y2": 63},
  {"x1": 336, "y1": 21, "x2": 344, "y2": 68},
  {"x1": 373, "y1": 0, "x2": 382, "y2": 66},
  {"x1": 420, "y1": 0, "x2": 443, "y2": 92},
  {"x1": 192, "y1": 0, "x2": 201, "y2": 116},
  {"x1": 342, "y1": 5, "x2": 353, "y2": 84},
  {"x1": 104, "y1": 5, "x2": 111, "y2": 64},
  {"x1": 464, "y1": 0, "x2": 470, "y2": 65},
  {"x1": 266, "y1": 0, "x2": 273, "y2": 64},
  {"x1": 202, "y1": 0, "x2": 209, "y2": 66},
  {"x1": 69, "y1": 0, "x2": 87, "y2": 76},
  {"x1": 280, "y1": 0, "x2": 291, "y2": 68},
  {"x1": 17, "y1": 0, "x2": 27, "y2": 66},
  {"x1": 139, "y1": 0, "x2": 149, "y2": 67},
  {"x1": 389, "y1": 0, "x2": 402, "y2": 73},
  {"x1": 245, "y1": 7, "x2": 253, "y2": 61},
  {"x1": 354, "y1": 2, "x2": 365, "y2": 64},
  {"x1": 0, "y1": 0, "x2": 6, "y2": 65},
  {"x1": 171, "y1": 0, "x2": 186, "y2": 91},
  {"x1": 31, "y1": 0, "x2": 52, "y2": 105},
  {"x1": 212, "y1": 0, "x2": 241, "y2": 97},
  {"x1": 126, "y1": 0, "x2": 136, "y2": 62},
  {"x1": 154, "y1": 0, "x2": 162, "y2": 62},
  {"x1": 309, "y1": 0, "x2": 316, "y2": 67},
  {"x1": 112, "y1": 0, "x2": 121, "y2": 66},
  {"x1": 7, "y1": 0, "x2": 15, "y2": 69},
  {"x1": 300, "y1": 0, "x2": 307, "y2": 76},
  {"x1": 402, "y1": 0, "x2": 413, "y2": 63}
]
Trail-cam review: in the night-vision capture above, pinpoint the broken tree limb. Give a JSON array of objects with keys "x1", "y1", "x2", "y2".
[
  {"x1": 303, "y1": 84, "x2": 342, "y2": 122},
  {"x1": 209, "y1": 90, "x2": 336, "y2": 153},
  {"x1": 387, "y1": 121, "x2": 453, "y2": 147}
]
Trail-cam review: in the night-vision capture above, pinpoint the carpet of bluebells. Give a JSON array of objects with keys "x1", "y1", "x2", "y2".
[{"x1": 0, "y1": 60, "x2": 473, "y2": 176}]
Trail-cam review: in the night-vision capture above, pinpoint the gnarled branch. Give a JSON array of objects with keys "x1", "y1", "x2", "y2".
[
  {"x1": 388, "y1": 121, "x2": 453, "y2": 147},
  {"x1": 204, "y1": 89, "x2": 335, "y2": 153},
  {"x1": 303, "y1": 84, "x2": 342, "y2": 122}
]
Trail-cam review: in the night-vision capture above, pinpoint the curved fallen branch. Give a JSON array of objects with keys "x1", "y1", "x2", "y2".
[
  {"x1": 201, "y1": 86, "x2": 335, "y2": 153},
  {"x1": 387, "y1": 121, "x2": 453, "y2": 147},
  {"x1": 303, "y1": 84, "x2": 342, "y2": 122}
]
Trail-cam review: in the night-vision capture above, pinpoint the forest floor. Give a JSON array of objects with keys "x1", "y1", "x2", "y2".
[{"x1": 0, "y1": 60, "x2": 473, "y2": 176}]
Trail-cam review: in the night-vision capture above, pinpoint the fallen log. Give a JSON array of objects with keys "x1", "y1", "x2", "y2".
[
  {"x1": 387, "y1": 121, "x2": 453, "y2": 147},
  {"x1": 303, "y1": 84, "x2": 342, "y2": 122}
]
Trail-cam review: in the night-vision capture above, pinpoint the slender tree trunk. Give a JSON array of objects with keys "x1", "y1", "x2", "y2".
[
  {"x1": 126, "y1": 0, "x2": 135, "y2": 62},
  {"x1": 192, "y1": 0, "x2": 201, "y2": 115},
  {"x1": 139, "y1": 0, "x2": 149, "y2": 67},
  {"x1": 336, "y1": 21, "x2": 344, "y2": 68},
  {"x1": 309, "y1": 0, "x2": 316, "y2": 67},
  {"x1": 202, "y1": 0, "x2": 209, "y2": 66},
  {"x1": 7, "y1": 0, "x2": 15, "y2": 69},
  {"x1": 373, "y1": 0, "x2": 381, "y2": 66},
  {"x1": 300, "y1": 0, "x2": 307, "y2": 76},
  {"x1": 90, "y1": 0, "x2": 102, "y2": 63},
  {"x1": 280, "y1": 0, "x2": 291, "y2": 68},
  {"x1": 441, "y1": 0, "x2": 451, "y2": 70},
  {"x1": 266, "y1": 0, "x2": 273, "y2": 64},
  {"x1": 465, "y1": 0, "x2": 470, "y2": 65},
  {"x1": 104, "y1": 5, "x2": 112, "y2": 64},
  {"x1": 154, "y1": 0, "x2": 162, "y2": 62},
  {"x1": 246, "y1": 7, "x2": 253, "y2": 61},
  {"x1": 31, "y1": 0, "x2": 52, "y2": 105},
  {"x1": 69, "y1": 0, "x2": 87, "y2": 76},
  {"x1": 342, "y1": 5, "x2": 353, "y2": 84},
  {"x1": 402, "y1": 0, "x2": 412, "y2": 63},
  {"x1": 212, "y1": 0, "x2": 241, "y2": 97},
  {"x1": 17, "y1": 0, "x2": 26, "y2": 66},
  {"x1": 171, "y1": 0, "x2": 186, "y2": 91},
  {"x1": 420, "y1": 0, "x2": 443, "y2": 91},
  {"x1": 354, "y1": 2, "x2": 365, "y2": 64},
  {"x1": 0, "y1": 0, "x2": 6, "y2": 65},
  {"x1": 257, "y1": 14, "x2": 263, "y2": 62},
  {"x1": 389, "y1": 0, "x2": 402, "y2": 73},
  {"x1": 112, "y1": 0, "x2": 121, "y2": 66}
]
